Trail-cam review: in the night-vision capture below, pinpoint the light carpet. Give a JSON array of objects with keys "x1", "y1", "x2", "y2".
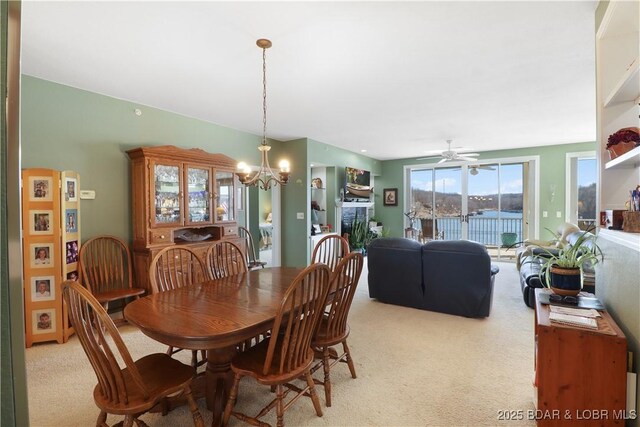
[{"x1": 26, "y1": 261, "x2": 537, "y2": 426}]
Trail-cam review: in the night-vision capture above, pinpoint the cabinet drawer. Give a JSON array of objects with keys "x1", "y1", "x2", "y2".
[
  {"x1": 224, "y1": 226, "x2": 238, "y2": 236},
  {"x1": 149, "y1": 230, "x2": 172, "y2": 245}
]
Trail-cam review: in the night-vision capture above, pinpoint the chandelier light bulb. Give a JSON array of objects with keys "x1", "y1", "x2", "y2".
[{"x1": 278, "y1": 159, "x2": 290, "y2": 173}]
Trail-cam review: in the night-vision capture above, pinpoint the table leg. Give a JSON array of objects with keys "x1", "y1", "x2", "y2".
[{"x1": 206, "y1": 346, "x2": 237, "y2": 427}]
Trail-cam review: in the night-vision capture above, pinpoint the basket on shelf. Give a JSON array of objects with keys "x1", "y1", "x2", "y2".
[{"x1": 606, "y1": 127, "x2": 639, "y2": 160}]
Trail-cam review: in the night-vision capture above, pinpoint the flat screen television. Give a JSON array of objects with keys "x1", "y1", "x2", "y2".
[{"x1": 344, "y1": 167, "x2": 372, "y2": 201}]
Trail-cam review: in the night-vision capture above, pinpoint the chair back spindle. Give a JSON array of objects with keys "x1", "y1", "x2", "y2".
[
  {"x1": 205, "y1": 241, "x2": 247, "y2": 279},
  {"x1": 79, "y1": 236, "x2": 133, "y2": 296},
  {"x1": 62, "y1": 281, "x2": 147, "y2": 405},
  {"x1": 264, "y1": 263, "x2": 331, "y2": 375},
  {"x1": 149, "y1": 246, "x2": 206, "y2": 293},
  {"x1": 311, "y1": 234, "x2": 350, "y2": 272},
  {"x1": 238, "y1": 226, "x2": 267, "y2": 269},
  {"x1": 322, "y1": 252, "x2": 364, "y2": 340}
]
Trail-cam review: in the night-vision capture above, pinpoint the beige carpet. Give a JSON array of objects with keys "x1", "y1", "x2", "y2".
[{"x1": 26, "y1": 261, "x2": 536, "y2": 426}]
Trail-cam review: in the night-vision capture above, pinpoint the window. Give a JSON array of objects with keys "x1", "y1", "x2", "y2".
[{"x1": 566, "y1": 152, "x2": 596, "y2": 230}]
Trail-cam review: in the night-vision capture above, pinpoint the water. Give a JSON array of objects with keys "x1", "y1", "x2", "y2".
[{"x1": 435, "y1": 210, "x2": 523, "y2": 245}]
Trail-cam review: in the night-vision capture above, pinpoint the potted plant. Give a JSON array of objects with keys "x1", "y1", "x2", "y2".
[
  {"x1": 349, "y1": 215, "x2": 378, "y2": 254},
  {"x1": 529, "y1": 230, "x2": 603, "y2": 296}
]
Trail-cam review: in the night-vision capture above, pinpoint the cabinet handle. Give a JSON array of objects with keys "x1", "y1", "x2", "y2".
[{"x1": 160, "y1": 235, "x2": 165, "y2": 239}]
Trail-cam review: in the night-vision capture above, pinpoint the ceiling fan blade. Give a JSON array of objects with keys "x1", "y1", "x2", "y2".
[
  {"x1": 437, "y1": 158, "x2": 449, "y2": 164},
  {"x1": 415, "y1": 155, "x2": 442, "y2": 161},
  {"x1": 457, "y1": 155, "x2": 480, "y2": 162},
  {"x1": 478, "y1": 165, "x2": 496, "y2": 170}
]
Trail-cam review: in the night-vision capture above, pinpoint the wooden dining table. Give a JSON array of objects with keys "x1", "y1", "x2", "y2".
[{"x1": 124, "y1": 266, "x2": 304, "y2": 426}]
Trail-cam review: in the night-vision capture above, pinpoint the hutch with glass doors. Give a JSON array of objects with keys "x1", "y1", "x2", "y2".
[{"x1": 127, "y1": 145, "x2": 244, "y2": 291}]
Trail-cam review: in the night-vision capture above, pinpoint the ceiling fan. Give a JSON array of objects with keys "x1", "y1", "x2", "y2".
[
  {"x1": 416, "y1": 140, "x2": 479, "y2": 163},
  {"x1": 468, "y1": 165, "x2": 496, "y2": 175}
]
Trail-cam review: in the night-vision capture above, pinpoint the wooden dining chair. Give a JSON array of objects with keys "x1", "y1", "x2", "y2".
[
  {"x1": 238, "y1": 226, "x2": 267, "y2": 270},
  {"x1": 311, "y1": 234, "x2": 350, "y2": 272},
  {"x1": 205, "y1": 240, "x2": 247, "y2": 280},
  {"x1": 311, "y1": 251, "x2": 364, "y2": 407},
  {"x1": 149, "y1": 245, "x2": 207, "y2": 293},
  {"x1": 222, "y1": 263, "x2": 332, "y2": 427},
  {"x1": 78, "y1": 235, "x2": 145, "y2": 325},
  {"x1": 61, "y1": 280, "x2": 204, "y2": 427},
  {"x1": 149, "y1": 245, "x2": 207, "y2": 370}
]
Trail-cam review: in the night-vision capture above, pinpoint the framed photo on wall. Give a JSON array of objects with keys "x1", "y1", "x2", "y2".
[
  {"x1": 30, "y1": 210, "x2": 53, "y2": 235},
  {"x1": 30, "y1": 243, "x2": 54, "y2": 268},
  {"x1": 31, "y1": 275, "x2": 55, "y2": 302},
  {"x1": 383, "y1": 188, "x2": 398, "y2": 206},
  {"x1": 32, "y1": 309, "x2": 56, "y2": 335},
  {"x1": 64, "y1": 177, "x2": 78, "y2": 202},
  {"x1": 28, "y1": 176, "x2": 53, "y2": 202}
]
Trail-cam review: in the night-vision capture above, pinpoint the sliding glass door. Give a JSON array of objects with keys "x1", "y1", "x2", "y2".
[{"x1": 408, "y1": 162, "x2": 526, "y2": 260}]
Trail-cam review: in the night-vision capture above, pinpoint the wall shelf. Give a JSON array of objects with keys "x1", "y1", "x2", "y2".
[
  {"x1": 603, "y1": 57, "x2": 639, "y2": 108},
  {"x1": 604, "y1": 146, "x2": 640, "y2": 170}
]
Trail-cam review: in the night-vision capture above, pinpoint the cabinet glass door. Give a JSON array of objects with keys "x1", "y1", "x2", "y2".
[
  {"x1": 152, "y1": 162, "x2": 182, "y2": 226},
  {"x1": 215, "y1": 171, "x2": 235, "y2": 222},
  {"x1": 185, "y1": 166, "x2": 212, "y2": 225}
]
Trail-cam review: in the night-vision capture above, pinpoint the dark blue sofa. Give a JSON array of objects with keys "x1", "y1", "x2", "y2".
[{"x1": 367, "y1": 238, "x2": 499, "y2": 318}]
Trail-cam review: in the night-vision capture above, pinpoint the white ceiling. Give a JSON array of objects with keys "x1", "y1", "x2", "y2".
[{"x1": 21, "y1": 1, "x2": 598, "y2": 160}]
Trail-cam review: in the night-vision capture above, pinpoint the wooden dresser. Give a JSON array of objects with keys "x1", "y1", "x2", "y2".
[
  {"x1": 534, "y1": 288, "x2": 627, "y2": 426},
  {"x1": 127, "y1": 145, "x2": 244, "y2": 292}
]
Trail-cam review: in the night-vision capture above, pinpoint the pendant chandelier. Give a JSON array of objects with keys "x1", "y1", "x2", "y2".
[{"x1": 236, "y1": 38, "x2": 290, "y2": 191}]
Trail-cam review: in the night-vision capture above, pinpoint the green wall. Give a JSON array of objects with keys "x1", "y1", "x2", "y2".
[
  {"x1": 21, "y1": 75, "x2": 596, "y2": 260},
  {"x1": 20, "y1": 77, "x2": 383, "y2": 269},
  {"x1": 280, "y1": 138, "x2": 309, "y2": 266},
  {"x1": 21, "y1": 76, "x2": 276, "y2": 242},
  {"x1": 374, "y1": 142, "x2": 596, "y2": 239}
]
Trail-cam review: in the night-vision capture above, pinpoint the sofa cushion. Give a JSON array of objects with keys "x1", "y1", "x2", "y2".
[
  {"x1": 421, "y1": 240, "x2": 494, "y2": 318},
  {"x1": 367, "y1": 238, "x2": 424, "y2": 309}
]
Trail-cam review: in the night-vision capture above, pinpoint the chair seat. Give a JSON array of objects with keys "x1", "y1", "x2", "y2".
[
  {"x1": 95, "y1": 287, "x2": 145, "y2": 304},
  {"x1": 93, "y1": 353, "x2": 195, "y2": 415},
  {"x1": 313, "y1": 320, "x2": 350, "y2": 348},
  {"x1": 231, "y1": 338, "x2": 315, "y2": 386}
]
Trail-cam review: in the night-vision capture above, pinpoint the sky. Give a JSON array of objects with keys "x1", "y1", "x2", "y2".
[
  {"x1": 411, "y1": 163, "x2": 523, "y2": 196},
  {"x1": 578, "y1": 158, "x2": 596, "y2": 187},
  {"x1": 411, "y1": 159, "x2": 597, "y2": 196}
]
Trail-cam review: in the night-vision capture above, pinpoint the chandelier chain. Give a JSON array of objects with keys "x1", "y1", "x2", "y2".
[{"x1": 262, "y1": 46, "x2": 267, "y2": 146}]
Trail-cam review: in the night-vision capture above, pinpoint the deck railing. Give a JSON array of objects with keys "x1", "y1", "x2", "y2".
[{"x1": 434, "y1": 216, "x2": 523, "y2": 246}]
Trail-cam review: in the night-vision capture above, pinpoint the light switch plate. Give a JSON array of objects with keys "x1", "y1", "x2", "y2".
[
  {"x1": 542, "y1": 211, "x2": 548, "y2": 218},
  {"x1": 79, "y1": 190, "x2": 96, "y2": 200},
  {"x1": 296, "y1": 212, "x2": 304, "y2": 219},
  {"x1": 556, "y1": 211, "x2": 562, "y2": 218}
]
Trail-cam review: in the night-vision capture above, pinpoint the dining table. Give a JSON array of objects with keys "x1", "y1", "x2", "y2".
[{"x1": 124, "y1": 266, "x2": 305, "y2": 426}]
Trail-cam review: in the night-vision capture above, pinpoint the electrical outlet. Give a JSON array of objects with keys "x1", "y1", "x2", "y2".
[
  {"x1": 556, "y1": 211, "x2": 562, "y2": 218},
  {"x1": 543, "y1": 211, "x2": 548, "y2": 218},
  {"x1": 296, "y1": 212, "x2": 304, "y2": 220}
]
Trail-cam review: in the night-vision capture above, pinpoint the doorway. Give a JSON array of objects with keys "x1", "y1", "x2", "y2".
[{"x1": 239, "y1": 184, "x2": 280, "y2": 267}]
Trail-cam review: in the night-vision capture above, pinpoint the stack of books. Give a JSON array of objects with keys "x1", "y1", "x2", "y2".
[{"x1": 548, "y1": 306, "x2": 600, "y2": 330}]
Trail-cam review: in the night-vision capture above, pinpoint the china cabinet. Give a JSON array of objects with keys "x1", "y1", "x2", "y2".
[{"x1": 127, "y1": 145, "x2": 244, "y2": 291}]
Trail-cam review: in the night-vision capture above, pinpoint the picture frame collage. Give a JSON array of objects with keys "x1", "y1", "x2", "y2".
[{"x1": 22, "y1": 169, "x2": 80, "y2": 347}]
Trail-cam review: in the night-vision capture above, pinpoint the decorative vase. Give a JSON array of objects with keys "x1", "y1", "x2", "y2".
[{"x1": 549, "y1": 266, "x2": 581, "y2": 296}]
